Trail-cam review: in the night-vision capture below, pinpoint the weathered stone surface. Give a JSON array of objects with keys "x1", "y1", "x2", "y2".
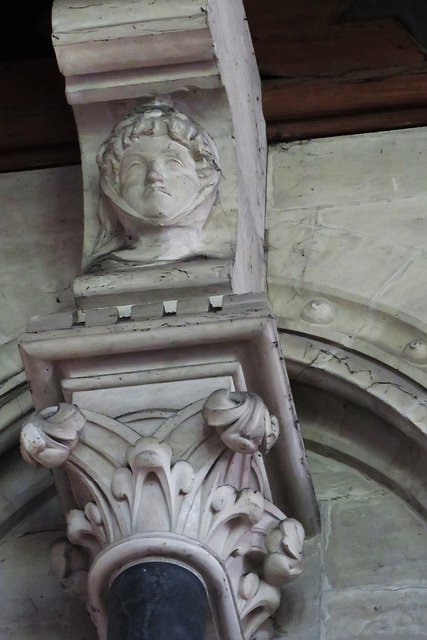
[
  {"x1": 267, "y1": 128, "x2": 427, "y2": 394},
  {"x1": 0, "y1": 166, "x2": 82, "y2": 344},
  {"x1": 0, "y1": 449, "x2": 52, "y2": 534},
  {"x1": 270, "y1": 129, "x2": 427, "y2": 209},
  {"x1": 293, "y1": 381, "x2": 427, "y2": 518},
  {"x1": 323, "y1": 587, "x2": 427, "y2": 640},
  {"x1": 0, "y1": 529, "x2": 96, "y2": 639},
  {"x1": 306, "y1": 451, "x2": 387, "y2": 502},
  {"x1": 273, "y1": 451, "x2": 427, "y2": 639},
  {"x1": 325, "y1": 493, "x2": 427, "y2": 590}
]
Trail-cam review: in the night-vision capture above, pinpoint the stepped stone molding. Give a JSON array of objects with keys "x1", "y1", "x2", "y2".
[
  {"x1": 21, "y1": 392, "x2": 304, "y2": 640},
  {"x1": 268, "y1": 281, "x2": 427, "y2": 389},
  {"x1": 19, "y1": 296, "x2": 319, "y2": 537},
  {"x1": 280, "y1": 332, "x2": 427, "y2": 454},
  {"x1": 18, "y1": 294, "x2": 319, "y2": 636}
]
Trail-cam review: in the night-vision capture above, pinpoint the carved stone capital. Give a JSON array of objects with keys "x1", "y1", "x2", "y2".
[{"x1": 21, "y1": 391, "x2": 304, "y2": 640}]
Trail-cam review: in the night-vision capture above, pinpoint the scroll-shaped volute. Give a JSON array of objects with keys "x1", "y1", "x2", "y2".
[
  {"x1": 203, "y1": 389, "x2": 279, "y2": 455},
  {"x1": 20, "y1": 403, "x2": 86, "y2": 468},
  {"x1": 263, "y1": 518, "x2": 305, "y2": 586}
]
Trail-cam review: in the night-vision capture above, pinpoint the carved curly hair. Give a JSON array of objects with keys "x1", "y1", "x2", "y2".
[{"x1": 97, "y1": 104, "x2": 221, "y2": 191}]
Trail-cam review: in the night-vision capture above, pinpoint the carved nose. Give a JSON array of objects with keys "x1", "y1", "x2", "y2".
[{"x1": 145, "y1": 165, "x2": 163, "y2": 185}]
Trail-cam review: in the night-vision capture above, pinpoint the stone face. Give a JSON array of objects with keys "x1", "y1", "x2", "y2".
[
  {"x1": 91, "y1": 104, "x2": 222, "y2": 267},
  {"x1": 52, "y1": 0, "x2": 267, "y2": 305}
]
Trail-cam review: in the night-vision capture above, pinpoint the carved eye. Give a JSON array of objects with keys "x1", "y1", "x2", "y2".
[
  {"x1": 165, "y1": 157, "x2": 184, "y2": 168},
  {"x1": 127, "y1": 159, "x2": 144, "y2": 170},
  {"x1": 122, "y1": 159, "x2": 145, "y2": 177}
]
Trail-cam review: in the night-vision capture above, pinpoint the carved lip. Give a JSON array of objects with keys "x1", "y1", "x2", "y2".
[{"x1": 144, "y1": 184, "x2": 171, "y2": 197}]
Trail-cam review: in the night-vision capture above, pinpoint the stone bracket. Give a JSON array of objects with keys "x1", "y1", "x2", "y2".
[{"x1": 20, "y1": 294, "x2": 319, "y2": 537}]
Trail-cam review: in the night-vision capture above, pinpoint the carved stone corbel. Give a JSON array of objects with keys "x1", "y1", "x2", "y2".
[
  {"x1": 52, "y1": 0, "x2": 267, "y2": 307},
  {"x1": 21, "y1": 390, "x2": 304, "y2": 640},
  {"x1": 18, "y1": 0, "x2": 317, "y2": 636}
]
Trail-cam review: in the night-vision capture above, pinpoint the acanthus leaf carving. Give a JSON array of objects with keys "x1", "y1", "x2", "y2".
[
  {"x1": 21, "y1": 392, "x2": 305, "y2": 640},
  {"x1": 111, "y1": 437, "x2": 195, "y2": 536},
  {"x1": 67, "y1": 503, "x2": 106, "y2": 559},
  {"x1": 201, "y1": 485, "x2": 265, "y2": 562}
]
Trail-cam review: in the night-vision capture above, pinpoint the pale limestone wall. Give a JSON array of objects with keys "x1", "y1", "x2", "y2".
[
  {"x1": 267, "y1": 128, "x2": 427, "y2": 390},
  {"x1": 0, "y1": 166, "x2": 83, "y2": 453},
  {"x1": 0, "y1": 489, "x2": 96, "y2": 639},
  {"x1": 277, "y1": 448, "x2": 427, "y2": 640},
  {"x1": 267, "y1": 128, "x2": 427, "y2": 326},
  {"x1": 266, "y1": 129, "x2": 427, "y2": 639}
]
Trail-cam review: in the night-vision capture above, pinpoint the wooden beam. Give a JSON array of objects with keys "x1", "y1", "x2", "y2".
[
  {"x1": 262, "y1": 70, "x2": 427, "y2": 121},
  {"x1": 266, "y1": 106, "x2": 427, "y2": 141},
  {"x1": 0, "y1": 58, "x2": 78, "y2": 172},
  {"x1": 253, "y1": 20, "x2": 423, "y2": 78}
]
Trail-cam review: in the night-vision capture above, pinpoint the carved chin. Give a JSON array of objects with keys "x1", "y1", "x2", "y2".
[
  {"x1": 143, "y1": 209, "x2": 177, "y2": 224},
  {"x1": 125, "y1": 202, "x2": 199, "y2": 227}
]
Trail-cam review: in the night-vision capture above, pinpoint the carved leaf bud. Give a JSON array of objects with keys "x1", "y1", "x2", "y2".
[
  {"x1": 263, "y1": 518, "x2": 304, "y2": 586},
  {"x1": 239, "y1": 573, "x2": 260, "y2": 600},
  {"x1": 128, "y1": 437, "x2": 173, "y2": 471},
  {"x1": 203, "y1": 389, "x2": 278, "y2": 454},
  {"x1": 20, "y1": 403, "x2": 86, "y2": 468},
  {"x1": 211, "y1": 485, "x2": 236, "y2": 513}
]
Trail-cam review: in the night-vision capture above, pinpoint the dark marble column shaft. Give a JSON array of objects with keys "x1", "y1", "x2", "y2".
[{"x1": 107, "y1": 561, "x2": 208, "y2": 640}]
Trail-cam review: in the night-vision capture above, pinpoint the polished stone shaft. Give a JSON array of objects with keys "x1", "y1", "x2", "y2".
[{"x1": 107, "y1": 562, "x2": 208, "y2": 640}]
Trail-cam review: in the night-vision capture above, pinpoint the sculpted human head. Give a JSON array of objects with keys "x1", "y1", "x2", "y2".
[
  {"x1": 119, "y1": 136, "x2": 201, "y2": 224},
  {"x1": 93, "y1": 104, "x2": 221, "y2": 261}
]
